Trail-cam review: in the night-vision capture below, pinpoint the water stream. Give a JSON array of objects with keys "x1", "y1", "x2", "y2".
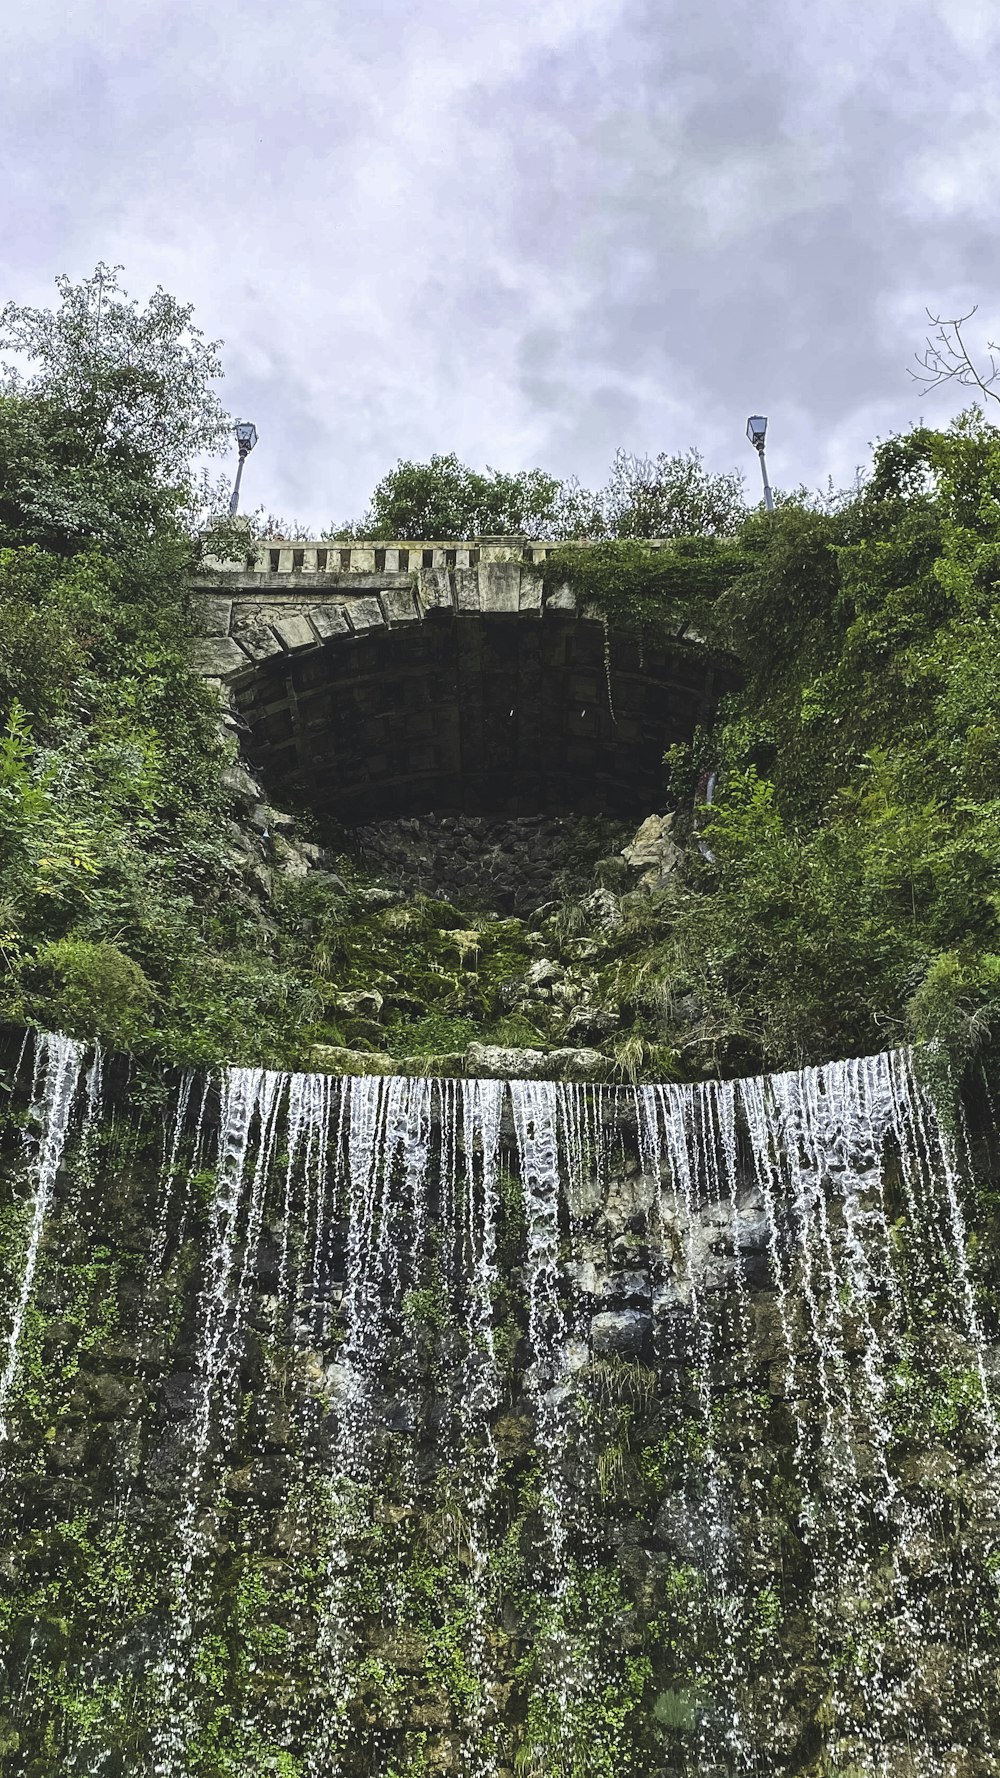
[{"x1": 0, "y1": 1036, "x2": 997, "y2": 1776}]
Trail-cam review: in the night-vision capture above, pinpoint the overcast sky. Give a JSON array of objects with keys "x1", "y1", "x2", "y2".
[{"x1": 3, "y1": 0, "x2": 999, "y2": 530}]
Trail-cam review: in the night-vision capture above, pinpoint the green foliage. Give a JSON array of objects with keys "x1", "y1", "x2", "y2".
[
  {"x1": 329, "y1": 452, "x2": 564, "y2": 541},
  {"x1": 28, "y1": 938, "x2": 153, "y2": 1049},
  {"x1": 598, "y1": 446, "x2": 747, "y2": 540},
  {"x1": 550, "y1": 410, "x2": 1000, "y2": 1082},
  {"x1": 0, "y1": 263, "x2": 229, "y2": 550},
  {"x1": 543, "y1": 534, "x2": 740, "y2": 641},
  {"x1": 332, "y1": 444, "x2": 748, "y2": 546}
]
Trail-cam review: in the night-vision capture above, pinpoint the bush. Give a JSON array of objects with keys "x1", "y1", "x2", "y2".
[{"x1": 29, "y1": 938, "x2": 153, "y2": 1048}]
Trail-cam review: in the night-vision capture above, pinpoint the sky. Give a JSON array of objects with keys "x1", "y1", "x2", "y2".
[{"x1": 3, "y1": 0, "x2": 1000, "y2": 531}]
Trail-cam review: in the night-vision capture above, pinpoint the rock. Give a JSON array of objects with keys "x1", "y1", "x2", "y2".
[
  {"x1": 220, "y1": 761, "x2": 263, "y2": 805},
  {"x1": 273, "y1": 838, "x2": 310, "y2": 879},
  {"x1": 464, "y1": 1042, "x2": 609, "y2": 1082},
  {"x1": 525, "y1": 958, "x2": 561, "y2": 988},
  {"x1": 590, "y1": 1309, "x2": 652, "y2": 1356},
  {"x1": 353, "y1": 886, "x2": 405, "y2": 908},
  {"x1": 333, "y1": 989, "x2": 384, "y2": 1021},
  {"x1": 564, "y1": 1003, "x2": 620, "y2": 1042},
  {"x1": 899, "y1": 1447, "x2": 960, "y2": 1491},
  {"x1": 621, "y1": 812, "x2": 682, "y2": 887},
  {"x1": 247, "y1": 803, "x2": 295, "y2": 834},
  {"x1": 309, "y1": 1047, "x2": 397, "y2": 1077}
]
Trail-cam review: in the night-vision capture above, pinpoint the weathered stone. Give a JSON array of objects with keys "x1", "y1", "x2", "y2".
[
  {"x1": 416, "y1": 568, "x2": 453, "y2": 612},
  {"x1": 381, "y1": 586, "x2": 420, "y2": 625},
  {"x1": 545, "y1": 583, "x2": 576, "y2": 611},
  {"x1": 189, "y1": 636, "x2": 249, "y2": 677},
  {"x1": 194, "y1": 595, "x2": 233, "y2": 636},
  {"x1": 454, "y1": 568, "x2": 481, "y2": 612},
  {"x1": 621, "y1": 811, "x2": 683, "y2": 887},
  {"x1": 221, "y1": 762, "x2": 263, "y2": 805},
  {"x1": 272, "y1": 613, "x2": 318, "y2": 652},
  {"x1": 479, "y1": 562, "x2": 520, "y2": 613},
  {"x1": 307, "y1": 602, "x2": 351, "y2": 641},
  {"x1": 233, "y1": 625, "x2": 285, "y2": 664},
  {"x1": 348, "y1": 596, "x2": 385, "y2": 633},
  {"x1": 518, "y1": 569, "x2": 544, "y2": 611},
  {"x1": 464, "y1": 1042, "x2": 608, "y2": 1081},
  {"x1": 333, "y1": 989, "x2": 384, "y2": 1020}
]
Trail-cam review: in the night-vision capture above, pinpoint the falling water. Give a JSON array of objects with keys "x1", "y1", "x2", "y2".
[
  {"x1": 2, "y1": 1035, "x2": 999, "y2": 1777},
  {"x1": 0, "y1": 1033, "x2": 87, "y2": 1444}
]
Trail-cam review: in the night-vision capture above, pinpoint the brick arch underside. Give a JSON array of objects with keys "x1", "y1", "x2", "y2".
[{"x1": 229, "y1": 608, "x2": 737, "y2": 824}]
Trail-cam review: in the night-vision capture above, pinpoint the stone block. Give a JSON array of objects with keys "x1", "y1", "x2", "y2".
[
  {"x1": 381, "y1": 586, "x2": 419, "y2": 625},
  {"x1": 350, "y1": 547, "x2": 376, "y2": 573},
  {"x1": 307, "y1": 603, "x2": 351, "y2": 641},
  {"x1": 273, "y1": 614, "x2": 319, "y2": 651},
  {"x1": 194, "y1": 596, "x2": 233, "y2": 636},
  {"x1": 454, "y1": 568, "x2": 481, "y2": 611},
  {"x1": 518, "y1": 570, "x2": 544, "y2": 611},
  {"x1": 189, "y1": 636, "x2": 250, "y2": 677},
  {"x1": 545, "y1": 583, "x2": 577, "y2": 612},
  {"x1": 234, "y1": 625, "x2": 286, "y2": 664},
  {"x1": 417, "y1": 568, "x2": 453, "y2": 613},
  {"x1": 479, "y1": 562, "x2": 520, "y2": 613},
  {"x1": 347, "y1": 596, "x2": 385, "y2": 633}
]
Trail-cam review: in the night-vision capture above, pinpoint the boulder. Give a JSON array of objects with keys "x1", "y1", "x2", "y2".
[
  {"x1": 621, "y1": 812, "x2": 682, "y2": 888},
  {"x1": 464, "y1": 1042, "x2": 609, "y2": 1082}
]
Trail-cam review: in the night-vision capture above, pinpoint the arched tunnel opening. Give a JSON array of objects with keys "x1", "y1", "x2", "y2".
[{"x1": 232, "y1": 606, "x2": 739, "y2": 825}]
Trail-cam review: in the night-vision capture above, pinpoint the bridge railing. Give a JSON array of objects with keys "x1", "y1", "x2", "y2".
[{"x1": 202, "y1": 537, "x2": 681, "y2": 577}]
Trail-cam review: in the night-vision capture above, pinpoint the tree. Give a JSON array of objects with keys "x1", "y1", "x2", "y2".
[
  {"x1": 0, "y1": 264, "x2": 230, "y2": 550},
  {"x1": 330, "y1": 446, "x2": 747, "y2": 543},
  {"x1": 328, "y1": 452, "x2": 565, "y2": 540},
  {"x1": 600, "y1": 447, "x2": 746, "y2": 539}
]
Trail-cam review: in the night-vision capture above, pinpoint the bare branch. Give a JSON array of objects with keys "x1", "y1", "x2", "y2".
[{"x1": 910, "y1": 305, "x2": 1000, "y2": 407}]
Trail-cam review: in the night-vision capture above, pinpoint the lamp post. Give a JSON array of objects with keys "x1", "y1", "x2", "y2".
[
  {"x1": 229, "y1": 421, "x2": 258, "y2": 517},
  {"x1": 746, "y1": 415, "x2": 774, "y2": 512}
]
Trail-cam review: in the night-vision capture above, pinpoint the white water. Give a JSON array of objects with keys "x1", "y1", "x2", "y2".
[
  {"x1": 0, "y1": 1033, "x2": 87, "y2": 1444},
  {"x1": 4, "y1": 1037, "x2": 998, "y2": 1778}
]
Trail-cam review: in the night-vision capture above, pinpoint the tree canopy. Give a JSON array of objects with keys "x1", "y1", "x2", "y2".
[
  {"x1": 0, "y1": 264, "x2": 229, "y2": 552},
  {"x1": 330, "y1": 445, "x2": 748, "y2": 541}
]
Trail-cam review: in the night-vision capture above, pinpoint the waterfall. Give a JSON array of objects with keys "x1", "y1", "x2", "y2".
[
  {"x1": 0, "y1": 1034, "x2": 998, "y2": 1778},
  {"x1": 0, "y1": 1032, "x2": 88, "y2": 1444}
]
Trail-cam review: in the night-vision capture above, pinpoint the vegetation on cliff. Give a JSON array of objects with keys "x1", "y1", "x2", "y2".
[{"x1": 2, "y1": 267, "x2": 1000, "y2": 1083}]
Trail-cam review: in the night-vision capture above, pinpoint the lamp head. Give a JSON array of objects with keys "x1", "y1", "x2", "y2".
[
  {"x1": 235, "y1": 420, "x2": 258, "y2": 454},
  {"x1": 746, "y1": 415, "x2": 768, "y2": 450}
]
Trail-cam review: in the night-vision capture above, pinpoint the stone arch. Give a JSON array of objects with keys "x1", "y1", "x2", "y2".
[{"x1": 193, "y1": 561, "x2": 739, "y2": 823}]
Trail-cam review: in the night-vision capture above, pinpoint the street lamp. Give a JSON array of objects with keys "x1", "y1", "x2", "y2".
[
  {"x1": 229, "y1": 420, "x2": 258, "y2": 517},
  {"x1": 746, "y1": 415, "x2": 774, "y2": 513}
]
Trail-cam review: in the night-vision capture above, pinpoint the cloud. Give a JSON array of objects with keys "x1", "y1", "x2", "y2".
[{"x1": 2, "y1": 0, "x2": 999, "y2": 525}]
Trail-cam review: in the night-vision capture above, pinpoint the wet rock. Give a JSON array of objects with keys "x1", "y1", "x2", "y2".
[{"x1": 590, "y1": 1308, "x2": 652, "y2": 1356}]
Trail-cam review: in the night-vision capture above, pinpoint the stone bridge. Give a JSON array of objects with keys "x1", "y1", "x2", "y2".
[{"x1": 192, "y1": 539, "x2": 740, "y2": 824}]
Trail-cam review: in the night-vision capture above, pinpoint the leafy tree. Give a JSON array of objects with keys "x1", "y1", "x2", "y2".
[
  {"x1": 329, "y1": 452, "x2": 564, "y2": 540},
  {"x1": 0, "y1": 263, "x2": 230, "y2": 551},
  {"x1": 599, "y1": 447, "x2": 746, "y2": 539},
  {"x1": 329, "y1": 445, "x2": 746, "y2": 543}
]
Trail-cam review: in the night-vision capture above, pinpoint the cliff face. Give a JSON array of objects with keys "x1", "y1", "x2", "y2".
[{"x1": 1, "y1": 1032, "x2": 999, "y2": 1778}]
